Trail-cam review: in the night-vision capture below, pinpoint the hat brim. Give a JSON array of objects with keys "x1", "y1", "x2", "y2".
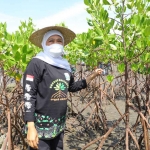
[{"x1": 29, "y1": 26, "x2": 76, "y2": 48}]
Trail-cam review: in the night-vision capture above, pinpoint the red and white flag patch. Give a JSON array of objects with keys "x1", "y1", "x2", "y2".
[{"x1": 26, "y1": 75, "x2": 34, "y2": 81}]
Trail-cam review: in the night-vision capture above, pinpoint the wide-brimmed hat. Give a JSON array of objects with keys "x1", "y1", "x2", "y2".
[{"x1": 29, "y1": 26, "x2": 76, "y2": 48}]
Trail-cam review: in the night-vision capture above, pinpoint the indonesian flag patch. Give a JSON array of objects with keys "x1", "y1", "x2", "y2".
[{"x1": 26, "y1": 75, "x2": 34, "y2": 81}]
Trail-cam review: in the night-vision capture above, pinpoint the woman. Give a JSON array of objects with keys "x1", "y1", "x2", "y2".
[{"x1": 23, "y1": 26, "x2": 103, "y2": 150}]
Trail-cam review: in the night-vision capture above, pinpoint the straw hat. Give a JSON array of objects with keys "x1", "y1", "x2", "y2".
[{"x1": 29, "y1": 26, "x2": 76, "y2": 48}]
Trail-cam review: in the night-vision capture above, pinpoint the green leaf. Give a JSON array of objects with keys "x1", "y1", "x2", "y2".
[
  {"x1": 17, "y1": 36, "x2": 23, "y2": 44},
  {"x1": 140, "y1": 53, "x2": 150, "y2": 62},
  {"x1": 131, "y1": 63, "x2": 139, "y2": 71},
  {"x1": 136, "y1": 40, "x2": 141, "y2": 48},
  {"x1": 145, "y1": 53, "x2": 150, "y2": 61},
  {"x1": 109, "y1": 19, "x2": 115, "y2": 27},
  {"x1": 86, "y1": 8, "x2": 93, "y2": 13},
  {"x1": 0, "y1": 32, "x2": 3, "y2": 38},
  {"x1": 15, "y1": 51, "x2": 21, "y2": 61},
  {"x1": 131, "y1": 14, "x2": 139, "y2": 25},
  {"x1": 120, "y1": 48, "x2": 125, "y2": 56},
  {"x1": 22, "y1": 45, "x2": 27, "y2": 53},
  {"x1": 94, "y1": 27, "x2": 103, "y2": 35},
  {"x1": 117, "y1": 63, "x2": 125, "y2": 73},
  {"x1": 110, "y1": 44, "x2": 117, "y2": 50},
  {"x1": 127, "y1": 50, "x2": 134, "y2": 58},
  {"x1": 144, "y1": 26, "x2": 150, "y2": 36},
  {"x1": 84, "y1": 0, "x2": 91, "y2": 5},
  {"x1": 94, "y1": 36, "x2": 103, "y2": 40},
  {"x1": 127, "y1": 3, "x2": 132, "y2": 9},
  {"x1": 6, "y1": 33, "x2": 12, "y2": 41},
  {"x1": 27, "y1": 49, "x2": 34, "y2": 57},
  {"x1": 103, "y1": 0, "x2": 110, "y2": 5},
  {"x1": 106, "y1": 75, "x2": 114, "y2": 82},
  {"x1": 87, "y1": 19, "x2": 93, "y2": 26},
  {"x1": 94, "y1": 0, "x2": 99, "y2": 5},
  {"x1": 94, "y1": 52, "x2": 97, "y2": 57},
  {"x1": 103, "y1": 10, "x2": 109, "y2": 20},
  {"x1": 22, "y1": 54, "x2": 26, "y2": 63},
  {"x1": 0, "y1": 54, "x2": 6, "y2": 60},
  {"x1": 12, "y1": 44, "x2": 19, "y2": 54}
]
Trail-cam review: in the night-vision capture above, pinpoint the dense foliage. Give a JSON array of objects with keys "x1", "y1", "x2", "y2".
[
  {"x1": 0, "y1": 0, "x2": 149, "y2": 149},
  {"x1": 0, "y1": 0, "x2": 150, "y2": 80},
  {"x1": 66, "y1": 0, "x2": 150, "y2": 76},
  {"x1": 0, "y1": 18, "x2": 40, "y2": 80}
]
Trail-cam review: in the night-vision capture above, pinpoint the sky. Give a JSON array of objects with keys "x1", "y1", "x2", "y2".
[{"x1": 0, "y1": 0, "x2": 90, "y2": 34}]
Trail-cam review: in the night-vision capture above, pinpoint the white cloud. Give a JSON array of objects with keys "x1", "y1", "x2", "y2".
[
  {"x1": 0, "y1": 2, "x2": 90, "y2": 34},
  {"x1": 34, "y1": 2, "x2": 90, "y2": 33},
  {"x1": 0, "y1": 13, "x2": 18, "y2": 22},
  {"x1": 0, "y1": 13, "x2": 21, "y2": 32}
]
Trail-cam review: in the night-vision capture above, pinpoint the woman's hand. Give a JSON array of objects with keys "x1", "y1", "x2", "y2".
[
  {"x1": 94, "y1": 68, "x2": 104, "y2": 75},
  {"x1": 86, "y1": 68, "x2": 104, "y2": 84},
  {"x1": 27, "y1": 122, "x2": 39, "y2": 149}
]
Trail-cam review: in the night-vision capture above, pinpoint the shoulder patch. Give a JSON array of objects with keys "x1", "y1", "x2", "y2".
[
  {"x1": 26, "y1": 75, "x2": 34, "y2": 81},
  {"x1": 64, "y1": 73, "x2": 70, "y2": 81}
]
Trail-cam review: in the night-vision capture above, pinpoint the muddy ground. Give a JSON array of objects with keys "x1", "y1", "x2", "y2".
[{"x1": 64, "y1": 97, "x2": 150, "y2": 150}]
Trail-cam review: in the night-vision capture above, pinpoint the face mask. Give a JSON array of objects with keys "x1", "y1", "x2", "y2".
[{"x1": 44, "y1": 44, "x2": 64, "y2": 58}]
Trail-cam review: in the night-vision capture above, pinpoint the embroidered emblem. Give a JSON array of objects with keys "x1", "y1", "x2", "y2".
[
  {"x1": 24, "y1": 102, "x2": 32, "y2": 109},
  {"x1": 50, "y1": 79, "x2": 68, "y2": 88},
  {"x1": 64, "y1": 73, "x2": 70, "y2": 81},
  {"x1": 25, "y1": 84, "x2": 31, "y2": 92},
  {"x1": 26, "y1": 75, "x2": 34, "y2": 81},
  {"x1": 24, "y1": 93, "x2": 31, "y2": 100},
  {"x1": 54, "y1": 83, "x2": 66, "y2": 91},
  {"x1": 51, "y1": 83, "x2": 67, "y2": 101},
  {"x1": 49, "y1": 79, "x2": 68, "y2": 101}
]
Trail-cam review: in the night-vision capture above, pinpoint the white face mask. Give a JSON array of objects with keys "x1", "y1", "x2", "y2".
[{"x1": 44, "y1": 44, "x2": 64, "y2": 58}]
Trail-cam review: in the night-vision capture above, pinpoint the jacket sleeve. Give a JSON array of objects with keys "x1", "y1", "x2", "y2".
[
  {"x1": 68, "y1": 74, "x2": 87, "y2": 92},
  {"x1": 23, "y1": 59, "x2": 42, "y2": 122}
]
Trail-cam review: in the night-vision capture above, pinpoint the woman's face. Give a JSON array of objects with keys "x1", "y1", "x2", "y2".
[{"x1": 46, "y1": 35, "x2": 63, "y2": 46}]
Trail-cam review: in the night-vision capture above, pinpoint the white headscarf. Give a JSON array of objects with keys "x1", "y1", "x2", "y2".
[
  {"x1": 34, "y1": 30, "x2": 71, "y2": 72},
  {"x1": 42, "y1": 30, "x2": 64, "y2": 47}
]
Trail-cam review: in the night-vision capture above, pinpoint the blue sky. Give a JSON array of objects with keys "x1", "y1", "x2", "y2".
[{"x1": 0, "y1": 0, "x2": 90, "y2": 33}]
